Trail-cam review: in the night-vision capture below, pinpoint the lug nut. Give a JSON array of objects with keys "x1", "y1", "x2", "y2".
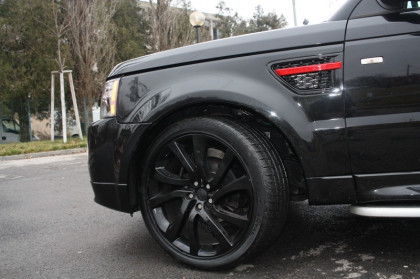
[
  {"x1": 188, "y1": 194, "x2": 194, "y2": 199},
  {"x1": 197, "y1": 204, "x2": 203, "y2": 210},
  {"x1": 208, "y1": 198, "x2": 213, "y2": 204},
  {"x1": 206, "y1": 184, "x2": 210, "y2": 190},
  {"x1": 194, "y1": 181, "x2": 199, "y2": 187}
]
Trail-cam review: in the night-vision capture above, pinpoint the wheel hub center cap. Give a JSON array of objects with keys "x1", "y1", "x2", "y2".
[{"x1": 197, "y1": 189, "x2": 208, "y2": 201}]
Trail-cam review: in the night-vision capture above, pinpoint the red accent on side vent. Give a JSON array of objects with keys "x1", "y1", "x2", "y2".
[{"x1": 275, "y1": 62, "x2": 342, "y2": 76}]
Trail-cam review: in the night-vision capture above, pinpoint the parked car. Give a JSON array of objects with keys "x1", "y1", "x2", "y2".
[
  {"x1": 1, "y1": 117, "x2": 20, "y2": 143},
  {"x1": 88, "y1": 0, "x2": 420, "y2": 269}
]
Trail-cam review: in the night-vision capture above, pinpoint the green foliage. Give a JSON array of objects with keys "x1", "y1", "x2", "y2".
[
  {"x1": 216, "y1": 1, "x2": 288, "y2": 38},
  {"x1": 113, "y1": 0, "x2": 149, "y2": 63},
  {"x1": 215, "y1": 1, "x2": 245, "y2": 37},
  {"x1": 248, "y1": 5, "x2": 288, "y2": 33},
  {"x1": 0, "y1": 0, "x2": 57, "y2": 141}
]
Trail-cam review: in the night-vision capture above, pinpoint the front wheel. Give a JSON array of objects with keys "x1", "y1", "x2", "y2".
[{"x1": 139, "y1": 117, "x2": 288, "y2": 269}]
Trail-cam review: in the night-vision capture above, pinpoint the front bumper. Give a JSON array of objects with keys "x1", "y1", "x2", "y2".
[
  {"x1": 91, "y1": 182, "x2": 131, "y2": 212},
  {"x1": 88, "y1": 117, "x2": 151, "y2": 213}
]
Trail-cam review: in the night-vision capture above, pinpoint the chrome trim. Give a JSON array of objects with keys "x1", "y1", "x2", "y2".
[
  {"x1": 350, "y1": 205, "x2": 420, "y2": 217},
  {"x1": 361, "y1": 57, "x2": 383, "y2": 65},
  {"x1": 346, "y1": 112, "x2": 420, "y2": 128},
  {"x1": 354, "y1": 171, "x2": 420, "y2": 178}
]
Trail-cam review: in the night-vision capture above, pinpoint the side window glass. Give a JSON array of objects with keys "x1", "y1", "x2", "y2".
[
  {"x1": 406, "y1": 1, "x2": 420, "y2": 8},
  {"x1": 2, "y1": 119, "x2": 12, "y2": 132},
  {"x1": 2, "y1": 119, "x2": 20, "y2": 134},
  {"x1": 377, "y1": 0, "x2": 420, "y2": 10}
]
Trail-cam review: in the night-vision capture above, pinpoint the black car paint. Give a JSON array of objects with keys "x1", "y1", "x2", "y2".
[
  {"x1": 108, "y1": 20, "x2": 347, "y2": 78},
  {"x1": 345, "y1": 1, "x2": 420, "y2": 202},
  {"x1": 89, "y1": 0, "x2": 420, "y2": 213}
]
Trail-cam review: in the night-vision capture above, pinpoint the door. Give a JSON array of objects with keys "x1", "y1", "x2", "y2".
[{"x1": 344, "y1": 0, "x2": 420, "y2": 202}]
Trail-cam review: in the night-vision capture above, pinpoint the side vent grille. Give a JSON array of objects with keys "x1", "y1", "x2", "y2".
[{"x1": 272, "y1": 58, "x2": 341, "y2": 94}]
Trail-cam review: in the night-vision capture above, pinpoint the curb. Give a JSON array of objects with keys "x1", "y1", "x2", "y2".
[{"x1": 0, "y1": 148, "x2": 87, "y2": 161}]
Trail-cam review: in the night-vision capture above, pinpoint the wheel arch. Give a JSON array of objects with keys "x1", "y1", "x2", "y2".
[{"x1": 126, "y1": 102, "x2": 308, "y2": 211}]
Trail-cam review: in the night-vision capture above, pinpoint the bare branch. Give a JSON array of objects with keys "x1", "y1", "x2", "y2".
[{"x1": 66, "y1": 0, "x2": 118, "y2": 103}]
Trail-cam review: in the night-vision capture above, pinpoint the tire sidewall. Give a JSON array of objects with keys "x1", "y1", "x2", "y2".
[{"x1": 140, "y1": 117, "x2": 271, "y2": 269}]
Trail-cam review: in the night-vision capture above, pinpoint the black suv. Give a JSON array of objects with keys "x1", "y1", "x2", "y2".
[{"x1": 88, "y1": 0, "x2": 420, "y2": 269}]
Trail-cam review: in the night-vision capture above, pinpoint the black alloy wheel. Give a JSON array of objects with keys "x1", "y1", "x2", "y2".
[{"x1": 140, "y1": 117, "x2": 288, "y2": 269}]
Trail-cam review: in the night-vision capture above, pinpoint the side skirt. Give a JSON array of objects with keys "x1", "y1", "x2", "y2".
[
  {"x1": 350, "y1": 205, "x2": 420, "y2": 217},
  {"x1": 354, "y1": 171, "x2": 420, "y2": 203}
]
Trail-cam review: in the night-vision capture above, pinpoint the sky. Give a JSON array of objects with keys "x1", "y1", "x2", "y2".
[{"x1": 188, "y1": 0, "x2": 348, "y2": 26}]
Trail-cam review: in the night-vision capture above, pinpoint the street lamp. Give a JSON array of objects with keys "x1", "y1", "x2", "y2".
[
  {"x1": 292, "y1": 0, "x2": 297, "y2": 26},
  {"x1": 189, "y1": 11, "x2": 205, "y2": 43}
]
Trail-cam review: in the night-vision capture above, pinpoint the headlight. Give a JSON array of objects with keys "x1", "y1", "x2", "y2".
[{"x1": 100, "y1": 78, "x2": 120, "y2": 118}]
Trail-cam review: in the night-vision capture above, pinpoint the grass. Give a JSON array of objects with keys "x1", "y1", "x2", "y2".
[{"x1": 0, "y1": 138, "x2": 87, "y2": 156}]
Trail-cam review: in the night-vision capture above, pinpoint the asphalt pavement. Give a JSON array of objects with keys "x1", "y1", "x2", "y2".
[{"x1": 0, "y1": 153, "x2": 419, "y2": 278}]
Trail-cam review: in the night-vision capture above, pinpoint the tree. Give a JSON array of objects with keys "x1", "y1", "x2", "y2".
[
  {"x1": 216, "y1": 1, "x2": 288, "y2": 38},
  {"x1": 216, "y1": 1, "x2": 247, "y2": 38},
  {"x1": 113, "y1": 0, "x2": 149, "y2": 63},
  {"x1": 146, "y1": 0, "x2": 207, "y2": 52},
  {"x1": 38, "y1": 0, "x2": 74, "y2": 73},
  {"x1": 248, "y1": 5, "x2": 287, "y2": 33},
  {"x1": 66, "y1": 0, "x2": 118, "y2": 106},
  {"x1": 0, "y1": 0, "x2": 57, "y2": 141}
]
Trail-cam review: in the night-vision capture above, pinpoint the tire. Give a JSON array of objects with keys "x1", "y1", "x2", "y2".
[{"x1": 139, "y1": 117, "x2": 288, "y2": 269}]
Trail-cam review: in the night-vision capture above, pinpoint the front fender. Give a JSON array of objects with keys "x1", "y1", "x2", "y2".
[{"x1": 116, "y1": 45, "x2": 349, "y2": 180}]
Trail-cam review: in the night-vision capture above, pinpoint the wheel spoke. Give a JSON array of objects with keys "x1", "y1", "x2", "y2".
[
  {"x1": 186, "y1": 211, "x2": 199, "y2": 255},
  {"x1": 146, "y1": 124, "x2": 261, "y2": 261},
  {"x1": 165, "y1": 199, "x2": 196, "y2": 242},
  {"x1": 149, "y1": 189, "x2": 191, "y2": 208},
  {"x1": 211, "y1": 207, "x2": 249, "y2": 228},
  {"x1": 212, "y1": 175, "x2": 252, "y2": 201},
  {"x1": 168, "y1": 141, "x2": 196, "y2": 175},
  {"x1": 192, "y1": 135, "x2": 208, "y2": 181},
  {"x1": 154, "y1": 167, "x2": 189, "y2": 186},
  {"x1": 201, "y1": 210, "x2": 233, "y2": 250},
  {"x1": 210, "y1": 149, "x2": 235, "y2": 187}
]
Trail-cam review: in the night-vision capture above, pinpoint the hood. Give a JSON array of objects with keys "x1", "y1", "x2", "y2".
[{"x1": 108, "y1": 20, "x2": 347, "y2": 78}]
